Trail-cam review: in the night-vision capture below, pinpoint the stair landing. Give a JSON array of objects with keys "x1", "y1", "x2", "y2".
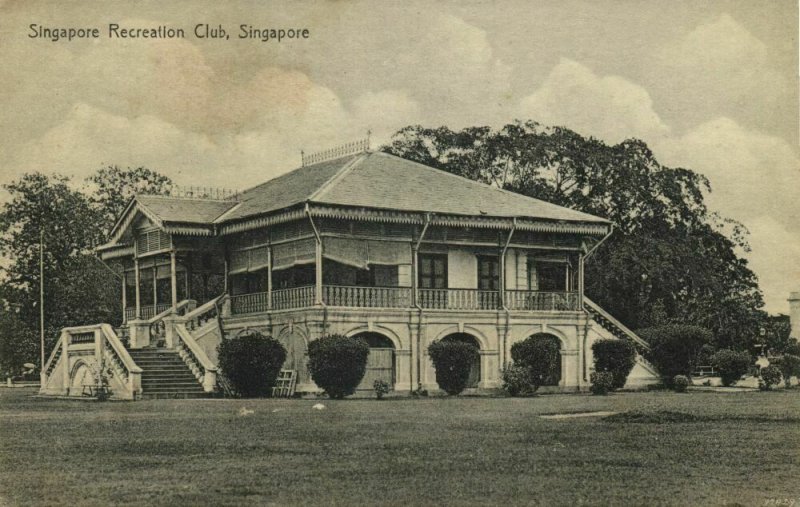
[{"x1": 127, "y1": 349, "x2": 209, "y2": 399}]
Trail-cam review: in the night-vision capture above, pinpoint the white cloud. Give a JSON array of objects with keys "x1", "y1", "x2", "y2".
[
  {"x1": 655, "y1": 14, "x2": 788, "y2": 118},
  {"x1": 519, "y1": 58, "x2": 669, "y2": 144}
]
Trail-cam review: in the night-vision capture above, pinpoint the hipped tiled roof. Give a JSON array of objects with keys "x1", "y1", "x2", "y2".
[
  {"x1": 217, "y1": 151, "x2": 608, "y2": 225},
  {"x1": 136, "y1": 195, "x2": 238, "y2": 224},
  {"x1": 121, "y1": 151, "x2": 609, "y2": 233}
]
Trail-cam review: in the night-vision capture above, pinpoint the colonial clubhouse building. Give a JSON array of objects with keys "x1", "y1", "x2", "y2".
[{"x1": 40, "y1": 145, "x2": 657, "y2": 399}]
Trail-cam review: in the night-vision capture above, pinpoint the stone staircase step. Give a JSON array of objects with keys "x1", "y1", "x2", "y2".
[{"x1": 126, "y1": 348, "x2": 210, "y2": 398}]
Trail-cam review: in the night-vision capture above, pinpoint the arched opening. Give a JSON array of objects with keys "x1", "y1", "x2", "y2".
[
  {"x1": 69, "y1": 362, "x2": 93, "y2": 396},
  {"x1": 353, "y1": 332, "x2": 395, "y2": 392},
  {"x1": 276, "y1": 331, "x2": 310, "y2": 386},
  {"x1": 525, "y1": 333, "x2": 562, "y2": 386},
  {"x1": 442, "y1": 333, "x2": 481, "y2": 388}
]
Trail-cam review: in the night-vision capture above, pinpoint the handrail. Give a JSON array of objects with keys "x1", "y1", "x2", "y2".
[
  {"x1": 181, "y1": 297, "x2": 219, "y2": 322},
  {"x1": 42, "y1": 332, "x2": 65, "y2": 377},
  {"x1": 584, "y1": 296, "x2": 650, "y2": 351},
  {"x1": 146, "y1": 299, "x2": 193, "y2": 324},
  {"x1": 99, "y1": 324, "x2": 142, "y2": 375},
  {"x1": 175, "y1": 325, "x2": 217, "y2": 373}
]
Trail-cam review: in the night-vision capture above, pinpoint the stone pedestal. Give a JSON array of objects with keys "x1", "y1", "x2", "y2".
[{"x1": 128, "y1": 320, "x2": 151, "y2": 348}]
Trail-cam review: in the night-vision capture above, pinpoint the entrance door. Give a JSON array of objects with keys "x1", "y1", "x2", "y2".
[{"x1": 357, "y1": 348, "x2": 394, "y2": 391}]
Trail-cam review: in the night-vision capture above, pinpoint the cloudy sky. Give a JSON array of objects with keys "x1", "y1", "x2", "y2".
[{"x1": 0, "y1": 0, "x2": 797, "y2": 312}]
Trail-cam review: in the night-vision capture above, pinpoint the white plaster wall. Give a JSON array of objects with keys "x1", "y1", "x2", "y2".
[
  {"x1": 790, "y1": 292, "x2": 800, "y2": 339},
  {"x1": 448, "y1": 250, "x2": 477, "y2": 289}
]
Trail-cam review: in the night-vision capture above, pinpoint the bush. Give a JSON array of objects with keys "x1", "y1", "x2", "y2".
[
  {"x1": 501, "y1": 363, "x2": 532, "y2": 397},
  {"x1": 428, "y1": 340, "x2": 479, "y2": 395},
  {"x1": 590, "y1": 371, "x2": 614, "y2": 395},
  {"x1": 307, "y1": 334, "x2": 369, "y2": 399},
  {"x1": 759, "y1": 365, "x2": 782, "y2": 391},
  {"x1": 592, "y1": 339, "x2": 636, "y2": 390},
  {"x1": 710, "y1": 349, "x2": 752, "y2": 387},
  {"x1": 772, "y1": 354, "x2": 800, "y2": 388},
  {"x1": 510, "y1": 335, "x2": 561, "y2": 391},
  {"x1": 373, "y1": 379, "x2": 390, "y2": 399},
  {"x1": 638, "y1": 325, "x2": 711, "y2": 387},
  {"x1": 217, "y1": 332, "x2": 287, "y2": 397},
  {"x1": 672, "y1": 375, "x2": 690, "y2": 393}
]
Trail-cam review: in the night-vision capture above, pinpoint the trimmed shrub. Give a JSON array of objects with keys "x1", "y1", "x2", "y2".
[
  {"x1": 428, "y1": 340, "x2": 479, "y2": 395},
  {"x1": 672, "y1": 375, "x2": 690, "y2": 393},
  {"x1": 308, "y1": 334, "x2": 369, "y2": 399},
  {"x1": 217, "y1": 332, "x2": 287, "y2": 397},
  {"x1": 710, "y1": 349, "x2": 752, "y2": 387},
  {"x1": 590, "y1": 371, "x2": 614, "y2": 395},
  {"x1": 772, "y1": 354, "x2": 800, "y2": 388},
  {"x1": 510, "y1": 335, "x2": 561, "y2": 391},
  {"x1": 501, "y1": 363, "x2": 532, "y2": 397},
  {"x1": 373, "y1": 379, "x2": 390, "y2": 399},
  {"x1": 759, "y1": 365, "x2": 782, "y2": 391},
  {"x1": 638, "y1": 325, "x2": 711, "y2": 387},
  {"x1": 592, "y1": 339, "x2": 636, "y2": 390}
]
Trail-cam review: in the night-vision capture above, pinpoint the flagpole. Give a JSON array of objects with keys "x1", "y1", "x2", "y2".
[{"x1": 39, "y1": 227, "x2": 45, "y2": 374}]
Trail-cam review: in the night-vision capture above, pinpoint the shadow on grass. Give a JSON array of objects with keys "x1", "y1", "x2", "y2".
[{"x1": 605, "y1": 410, "x2": 800, "y2": 424}]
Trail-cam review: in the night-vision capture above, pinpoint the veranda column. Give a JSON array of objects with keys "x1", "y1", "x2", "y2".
[
  {"x1": 121, "y1": 271, "x2": 127, "y2": 324},
  {"x1": 184, "y1": 252, "x2": 191, "y2": 300},
  {"x1": 152, "y1": 259, "x2": 158, "y2": 314},
  {"x1": 315, "y1": 239, "x2": 323, "y2": 305},
  {"x1": 170, "y1": 250, "x2": 178, "y2": 310},
  {"x1": 134, "y1": 258, "x2": 141, "y2": 319},
  {"x1": 266, "y1": 246, "x2": 273, "y2": 309},
  {"x1": 578, "y1": 253, "x2": 585, "y2": 309}
]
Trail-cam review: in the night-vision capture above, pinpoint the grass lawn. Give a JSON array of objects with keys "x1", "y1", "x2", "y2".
[{"x1": 1, "y1": 388, "x2": 798, "y2": 506}]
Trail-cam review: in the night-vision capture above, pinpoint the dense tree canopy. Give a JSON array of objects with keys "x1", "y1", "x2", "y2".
[
  {"x1": 0, "y1": 168, "x2": 172, "y2": 375},
  {"x1": 383, "y1": 121, "x2": 765, "y2": 350}
]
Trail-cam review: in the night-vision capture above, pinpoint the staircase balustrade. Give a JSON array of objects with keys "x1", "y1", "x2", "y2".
[
  {"x1": 39, "y1": 324, "x2": 142, "y2": 399},
  {"x1": 505, "y1": 291, "x2": 580, "y2": 311},
  {"x1": 173, "y1": 324, "x2": 217, "y2": 392}
]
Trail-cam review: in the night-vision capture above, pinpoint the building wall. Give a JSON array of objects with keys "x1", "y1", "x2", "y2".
[
  {"x1": 222, "y1": 307, "x2": 593, "y2": 393},
  {"x1": 790, "y1": 292, "x2": 800, "y2": 340}
]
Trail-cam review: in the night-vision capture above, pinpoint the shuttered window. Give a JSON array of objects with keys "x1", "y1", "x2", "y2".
[{"x1": 136, "y1": 229, "x2": 171, "y2": 255}]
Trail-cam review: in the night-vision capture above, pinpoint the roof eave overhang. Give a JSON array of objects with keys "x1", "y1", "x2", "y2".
[{"x1": 218, "y1": 203, "x2": 611, "y2": 237}]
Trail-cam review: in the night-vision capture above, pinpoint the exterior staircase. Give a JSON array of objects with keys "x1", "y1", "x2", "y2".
[{"x1": 127, "y1": 349, "x2": 208, "y2": 399}]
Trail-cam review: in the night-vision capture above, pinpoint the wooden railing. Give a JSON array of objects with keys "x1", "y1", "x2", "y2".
[
  {"x1": 227, "y1": 287, "x2": 585, "y2": 313},
  {"x1": 505, "y1": 291, "x2": 580, "y2": 311},
  {"x1": 230, "y1": 292, "x2": 269, "y2": 315},
  {"x1": 418, "y1": 289, "x2": 500, "y2": 310},
  {"x1": 324, "y1": 286, "x2": 412, "y2": 308},
  {"x1": 272, "y1": 286, "x2": 315, "y2": 310},
  {"x1": 132, "y1": 303, "x2": 172, "y2": 320}
]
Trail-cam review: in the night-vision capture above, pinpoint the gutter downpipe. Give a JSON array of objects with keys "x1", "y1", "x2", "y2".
[
  {"x1": 413, "y1": 213, "x2": 431, "y2": 392},
  {"x1": 305, "y1": 203, "x2": 328, "y2": 331},
  {"x1": 500, "y1": 218, "x2": 516, "y2": 369},
  {"x1": 581, "y1": 223, "x2": 614, "y2": 382}
]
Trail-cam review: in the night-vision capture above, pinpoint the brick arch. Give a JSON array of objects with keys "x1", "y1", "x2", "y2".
[
  {"x1": 431, "y1": 326, "x2": 491, "y2": 350},
  {"x1": 345, "y1": 326, "x2": 403, "y2": 350},
  {"x1": 69, "y1": 360, "x2": 93, "y2": 396},
  {"x1": 516, "y1": 326, "x2": 571, "y2": 350}
]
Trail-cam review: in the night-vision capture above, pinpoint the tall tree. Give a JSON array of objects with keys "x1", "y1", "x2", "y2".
[
  {"x1": 384, "y1": 121, "x2": 765, "y2": 350},
  {"x1": 0, "y1": 167, "x2": 172, "y2": 372},
  {"x1": 85, "y1": 166, "x2": 173, "y2": 239}
]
